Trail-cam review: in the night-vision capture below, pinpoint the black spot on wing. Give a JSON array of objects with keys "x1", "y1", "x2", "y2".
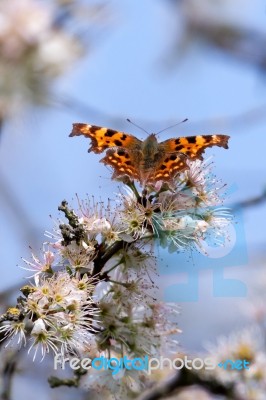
[
  {"x1": 187, "y1": 137, "x2": 197, "y2": 144},
  {"x1": 89, "y1": 126, "x2": 98, "y2": 133},
  {"x1": 115, "y1": 140, "x2": 123, "y2": 146},
  {"x1": 105, "y1": 130, "x2": 116, "y2": 137},
  {"x1": 174, "y1": 145, "x2": 183, "y2": 151}
]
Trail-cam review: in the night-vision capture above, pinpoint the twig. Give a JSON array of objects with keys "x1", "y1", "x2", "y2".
[
  {"x1": 0, "y1": 118, "x2": 3, "y2": 140},
  {"x1": 48, "y1": 366, "x2": 87, "y2": 388},
  {"x1": 168, "y1": 0, "x2": 266, "y2": 72},
  {"x1": 137, "y1": 368, "x2": 237, "y2": 400},
  {"x1": 54, "y1": 92, "x2": 266, "y2": 135},
  {"x1": 0, "y1": 171, "x2": 41, "y2": 248},
  {"x1": 1, "y1": 351, "x2": 18, "y2": 400},
  {"x1": 232, "y1": 190, "x2": 266, "y2": 211}
]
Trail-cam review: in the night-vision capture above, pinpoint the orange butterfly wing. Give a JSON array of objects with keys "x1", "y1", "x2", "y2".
[
  {"x1": 160, "y1": 134, "x2": 230, "y2": 160},
  {"x1": 100, "y1": 149, "x2": 139, "y2": 181},
  {"x1": 70, "y1": 123, "x2": 141, "y2": 154},
  {"x1": 152, "y1": 153, "x2": 189, "y2": 182},
  {"x1": 70, "y1": 124, "x2": 230, "y2": 185}
]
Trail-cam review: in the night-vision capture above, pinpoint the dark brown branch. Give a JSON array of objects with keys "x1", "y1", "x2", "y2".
[
  {"x1": 167, "y1": 0, "x2": 266, "y2": 72},
  {"x1": 0, "y1": 118, "x2": 3, "y2": 140},
  {"x1": 1, "y1": 352, "x2": 18, "y2": 400},
  {"x1": 188, "y1": 22, "x2": 266, "y2": 69},
  {"x1": 137, "y1": 368, "x2": 238, "y2": 400},
  {"x1": 0, "y1": 172, "x2": 40, "y2": 248},
  {"x1": 48, "y1": 366, "x2": 87, "y2": 388},
  {"x1": 232, "y1": 190, "x2": 266, "y2": 211},
  {"x1": 56, "y1": 91, "x2": 266, "y2": 141},
  {"x1": 92, "y1": 239, "x2": 127, "y2": 276}
]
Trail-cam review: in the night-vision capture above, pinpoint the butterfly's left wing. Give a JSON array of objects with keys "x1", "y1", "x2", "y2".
[
  {"x1": 160, "y1": 134, "x2": 230, "y2": 160},
  {"x1": 100, "y1": 149, "x2": 140, "y2": 181},
  {"x1": 70, "y1": 123, "x2": 142, "y2": 154}
]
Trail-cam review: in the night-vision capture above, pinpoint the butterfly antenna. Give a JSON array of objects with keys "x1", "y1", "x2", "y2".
[
  {"x1": 156, "y1": 118, "x2": 188, "y2": 135},
  {"x1": 127, "y1": 118, "x2": 149, "y2": 135}
]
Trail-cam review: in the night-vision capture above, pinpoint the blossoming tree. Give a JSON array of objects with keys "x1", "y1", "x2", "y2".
[{"x1": 0, "y1": 119, "x2": 234, "y2": 398}]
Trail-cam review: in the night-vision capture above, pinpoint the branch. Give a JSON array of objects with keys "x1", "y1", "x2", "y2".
[
  {"x1": 0, "y1": 172, "x2": 41, "y2": 248},
  {"x1": 54, "y1": 92, "x2": 266, "y2": 138},
  {"x1": 92, "y1": 239, "x2": 127, "y2": 276},
  {"x1": 0, "y1": 118, "x2": 3, "y2": 140},
  {"x1": 48, "y1": 366, "x2": 87, "y2": 388},
  {"x1": 1, "y1": 351, "x2": 18, "y2": 400},
  {"x1": 137, "y1": 368, "x2": 237, "y2": 400},
  {"x1": 232, "y1": 189, "x2": 266, "y2": 211},
  {"x1": 169, "y1": 0, "x2": 266, "y2": 72}
]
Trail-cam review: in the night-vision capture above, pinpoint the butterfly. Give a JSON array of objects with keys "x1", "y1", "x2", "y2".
[{"x1": 70, "y1": 123, "x2": 230, "y2": 185}]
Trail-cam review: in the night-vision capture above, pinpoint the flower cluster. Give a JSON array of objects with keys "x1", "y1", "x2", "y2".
[
  {"x1": 168, "y1": 269, "x2": 266, "y2": 400},
  {"x1": 0, "y1": 271, "x2": 98, "y2": 361},
  {"x1": 196, "y1": 268, "x2": 266, "y2": 400},
  {"x1": 0, "y1": 156, "x2": 232, "y2": 398},
  {"x1": 203, "y1": 327, "x2": 266, "y2": 400},
  {"x1": 0, "y1": 0, "x2": 84, "y2": 118},
  {"x1": 119, "y1": 158, "x2": 231, "y2": 254}
]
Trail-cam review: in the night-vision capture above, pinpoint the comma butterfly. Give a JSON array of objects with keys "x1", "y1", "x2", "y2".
[{"x1": 70, "y1": 123, "x2": 230, "y2": 185}]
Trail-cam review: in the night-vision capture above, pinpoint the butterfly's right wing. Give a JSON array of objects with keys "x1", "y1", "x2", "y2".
[{"x1": 160, "y1": 135, "x2": 230, "y2": 160}]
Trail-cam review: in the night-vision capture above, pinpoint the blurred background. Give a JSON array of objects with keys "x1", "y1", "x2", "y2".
[{"x1": 0, "y1": 0, "x2": 266, "y2": 398}]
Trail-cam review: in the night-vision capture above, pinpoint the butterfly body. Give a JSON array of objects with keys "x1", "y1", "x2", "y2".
[
  {"x1": 134, "y1": 134, "x2": 164, "y2": 170},
  {"x1": 70, "y1": 123, "x2": 230, "y2": 185}
]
